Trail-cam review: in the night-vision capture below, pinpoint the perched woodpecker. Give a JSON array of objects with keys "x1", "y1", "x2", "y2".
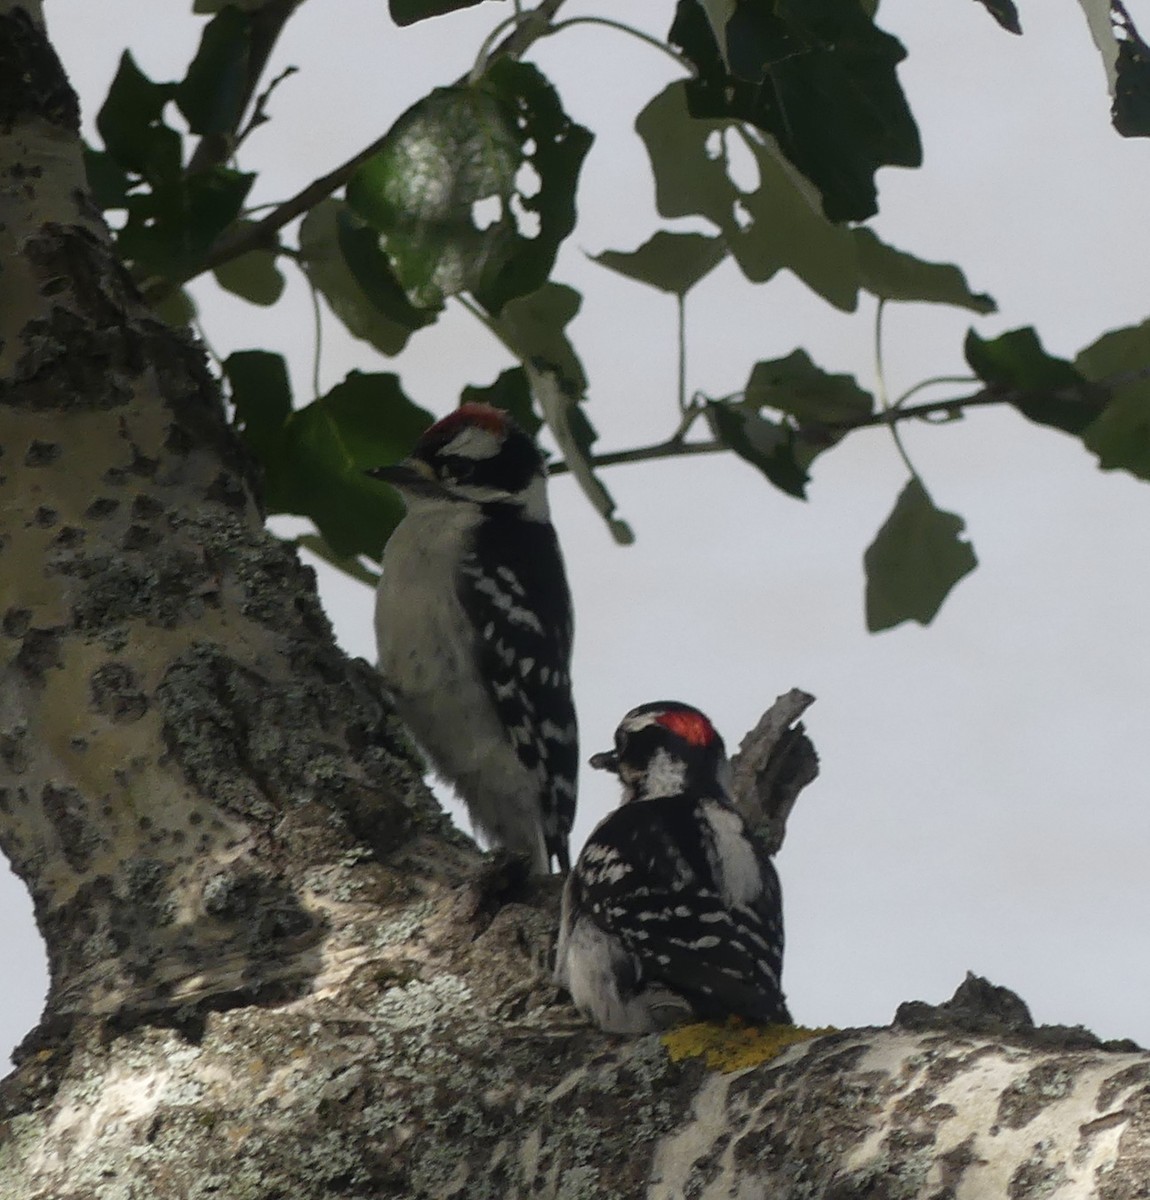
[
  {"x1": 369, "y1": 403, "x2": 577, "y2": 873},
  {"x1": 555, "y1": 701, "x2": 790, "y2": 1032}
]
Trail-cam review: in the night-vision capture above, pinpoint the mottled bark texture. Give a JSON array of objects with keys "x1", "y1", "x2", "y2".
[{"x1": 3, "y1": 6, "x2": 1150, "y2": 1199}]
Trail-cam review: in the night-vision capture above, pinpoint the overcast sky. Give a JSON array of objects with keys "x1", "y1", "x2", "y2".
[{"x1": 4, "y1": 0, "x2": 1150, "y2": 1062}]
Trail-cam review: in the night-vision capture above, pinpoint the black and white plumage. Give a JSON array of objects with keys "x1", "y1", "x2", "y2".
[
  {"x1": 555, "y1": 701, "x2": 790, "y2": 1032},
  {"x1": 370, "y1": 403, "x2": 577, "y2": 874}
]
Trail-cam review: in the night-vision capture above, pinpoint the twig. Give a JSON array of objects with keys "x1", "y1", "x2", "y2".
[{"x1": 184, "y1": 0, "x2": 305, "y2": 178}]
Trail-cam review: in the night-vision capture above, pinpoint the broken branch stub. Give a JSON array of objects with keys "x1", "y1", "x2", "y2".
[{"x1": 729, "y1": 689, "x2": 819, "y2": 855}]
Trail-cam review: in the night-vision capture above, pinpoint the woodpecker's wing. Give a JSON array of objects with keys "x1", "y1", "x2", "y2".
[
  {"x1": 575, "y1": 795, "x2": 789, "y2": 1024},
  {"x1": 456, "y1": 510, "x2": 578, "y2": 870}
]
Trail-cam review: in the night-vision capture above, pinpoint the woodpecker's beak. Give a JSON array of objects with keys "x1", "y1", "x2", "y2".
[
  {"x1": 366, "y1": 458, "x2": 438, "y2": 494},
  {"x1": 589, "y1": 749, "x2": 619, "y2": 774}
]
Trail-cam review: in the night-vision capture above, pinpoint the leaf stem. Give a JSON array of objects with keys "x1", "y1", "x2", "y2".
[
  {"x1": 874, "y1": 299, "x2": 921, "y2": 483},
  {"x1": 893, "y1": 374, "x2": 980, "y2": 409},
  {"x1": 676, "y1": 295, "x2": 687, "y2": 413},
  {"x1": 469, "y1": 14, "x2": 521, "y2": 83},
  {"x1": 547, "y1": 16, "x2": 691, "y2": 70},
  {"x1": 307, "y1": 271, "x2": 323, "y2": 399},
  {"x1": 548, "y1": 435, "x2": 725, "y2": 476}
]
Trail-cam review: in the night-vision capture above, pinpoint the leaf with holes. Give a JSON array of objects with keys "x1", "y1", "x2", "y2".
[
  {"x1": 669, "y1": 0, "x2": 921, "y2": 222},
  {"x1": 744, "y1": 350, "x2": 874, "y2": 426},
  {"x1": 864, "y1": 479, "x2": 977, "y2": 632},
  {"x1": 635, "y1": 81, "x2": 737, "y2": 229},
  {"x1": 707, "y1": 403, "x2": 812, "y2": 499},
  {"x1": 117, "y1": 165, "x2": 253, "y2": 281},
  {"x1": 593, "y1": 232, "x2": 727, "y2": 297},
  {"x1": 347, "y1": 61, "x2": 591, "y2": 314},
  {"x1": 636, "y1": 82, "x2": 860, "y2": 311}
]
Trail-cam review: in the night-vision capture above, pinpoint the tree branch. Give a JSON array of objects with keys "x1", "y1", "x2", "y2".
[{"x1": 549, "y1": 368, "x2": 1149, "y2": 478}]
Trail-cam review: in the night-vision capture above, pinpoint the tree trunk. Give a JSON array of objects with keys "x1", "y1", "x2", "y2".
[{"x1": 2, "y1": 6, "x2": 1149, "y2": 1197}]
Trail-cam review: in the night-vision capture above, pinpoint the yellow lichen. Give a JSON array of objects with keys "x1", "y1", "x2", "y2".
[{"x1": 661, "y1": 1019, "x2": 837, "y2": 1073}]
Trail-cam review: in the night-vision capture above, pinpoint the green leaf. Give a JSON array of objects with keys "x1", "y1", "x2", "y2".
[
  {"x1": 299, "y1": 199, "x2": 435, "y2": 357},
  {"x1": 486, "y1": 285, "x2": 627, "y2": 540},
  {"x1": 193, "y1": 0, "x2": 269, "y2": 10},
  {"x1": 864, "y1": 478, "x2": 977, "y2": 632},
  {"x1": 230, "y1": 359, "x2": 434, "y2": 558},
  {"x1": 853, "y1": 229, "x2": 996, "y2": 314},
  {"x1": 225, "y1": 350, "x2": 292, "y2": 470},
  {"x1": 389, "y1": 0, "x2": 485, "y2": 26},
  {"x1": 213, "y1": 220, "x2": 285, "y2": 305},
  {"x1": 175, "y1": 7, "x2": 252, "y2": 136},
  {"x1": 1076, "y1": 318, "x2": 1150, "y2": 382},
  {"x1": 707, "y1": 402, "x2": 812, "y2": 498},
  {"x1": 972, "y1": 0, "x2": 1022, "y2": 34},
  {"x1": 593, "y1": 232, "x2": 727, "y2": 297},
  {"x1": 635, "y1": 83, "x2": 860, "y2": 311},
  {"x1": 744, "y1": 349, "x2": 874, "y2": 424},
  {"x1": 96, "y1": 52, "x2": 181, "y2": 183},
  {"x1": 668, "y1": 0, "x2": 921, "y2": 223},
  {"x1": 295, "y1": 534, "x2": 381, "y2": 588},
  {"x1": 525, "y1": 362, "x2": 633, "y2": 544},
  {"x1": 336, "y1": 207, "x2": 440, "y2": 331},
  {"x1": 964, "y1": 327, "x2": 1105, "y2": 434},
  {"x1": 117, "y1": 165, "x2": 254, "y2": 279},
  {"x1": 347, "y1": 61, "x2": 591, "y2": 314},
  {"x1": 491, "y1": 283, "x2": 587, "y2": 395},
  {"x1": 311, "y1": 372, "x2": 434, "y2": 468},
  {"x1": 461, "y1": 367, "x2": 542, "y2": 437},
  {"x1": 1077, "y1": 319, "x2": 1150, "y2": 478},
  {"x1": 153, "y1": 287, "x2": 197, "y2": 328},
  {"x1": 635, "y1": 81, "x2": 738, "y2": 228},
  {"x1": 83, "y1": 146, "x2": 130, "y2": 210},
  {"x1": 1114, "y1": 29, "x2": 1150, "y2": 137}
]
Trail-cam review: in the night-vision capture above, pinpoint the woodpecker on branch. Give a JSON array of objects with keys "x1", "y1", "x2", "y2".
[
  {"x1": 555, "y1": 701, "x2": 790, "y2": 1032},
  {"x1": 370, "y1": 403, "x2": 577, "y2": 874}
]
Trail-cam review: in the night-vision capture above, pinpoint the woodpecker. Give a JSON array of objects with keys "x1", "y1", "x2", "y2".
[
  {"x1": 369, "y1": 403, "x2": 577, "y2": 873},
  {"x1": 555, "y1": 701, "x2": 790, "y2": 1032}
]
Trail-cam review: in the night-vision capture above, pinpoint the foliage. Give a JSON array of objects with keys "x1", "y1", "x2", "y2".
[{"x1": 83, "y1": 0, "x2": 1150, "y2": 631}]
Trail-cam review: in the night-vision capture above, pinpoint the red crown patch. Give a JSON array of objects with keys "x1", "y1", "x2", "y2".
[{"x1": 655, "y1": 708, "x2": 716, "y2": 747}]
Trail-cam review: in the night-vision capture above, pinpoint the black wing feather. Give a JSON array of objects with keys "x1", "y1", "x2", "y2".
[{"x1": 456, "y1": 508, "x2": 577, "y2": 870}]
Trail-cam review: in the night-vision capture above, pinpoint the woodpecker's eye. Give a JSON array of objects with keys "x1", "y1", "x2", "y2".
[{"x1": 440, "y1": 457, "x2": 476, "y2": 484}]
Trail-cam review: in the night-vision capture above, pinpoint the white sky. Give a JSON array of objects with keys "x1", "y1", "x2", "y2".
[{"x1": 4, "y1": 0, "x2": 1149, "y2": 1062}]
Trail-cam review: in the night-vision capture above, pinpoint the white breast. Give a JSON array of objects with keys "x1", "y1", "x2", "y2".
[{"x1": 375, "y1": 500, "x2": 547, "y2": 870}]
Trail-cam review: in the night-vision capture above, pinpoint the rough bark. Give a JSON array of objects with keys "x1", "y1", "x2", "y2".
[{"x1": 3, "y1": 7, "x2": 1150, "y2": 1198}]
